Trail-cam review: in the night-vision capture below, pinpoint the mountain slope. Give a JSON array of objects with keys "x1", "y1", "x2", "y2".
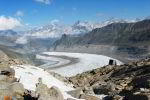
[
  {"x1": 0, "y1": 30, "x2": 18, "y2": 46},
  {"x1": 51, "y1": 19, "x2": 150, "y2": 62},
  {"x1": 53, "y1": 19, "x2": 150, "y2": 47}
]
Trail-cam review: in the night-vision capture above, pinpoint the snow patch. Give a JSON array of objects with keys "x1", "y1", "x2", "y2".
[{"x1": 11, "y1": 65, "x2": 81, "y2": 99}]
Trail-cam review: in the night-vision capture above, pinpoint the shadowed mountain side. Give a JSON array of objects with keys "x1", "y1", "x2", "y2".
[{"x1": 51, "y1": 20, "x2": 150, "y2": 62}]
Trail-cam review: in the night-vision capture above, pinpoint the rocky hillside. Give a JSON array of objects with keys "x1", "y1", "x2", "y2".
[
  {"x1": 0, "y1": 49, "x2": 26, "y2": 100},
  {"x1": 68, "y1": 58, "x2": 150, "y2": 100}
]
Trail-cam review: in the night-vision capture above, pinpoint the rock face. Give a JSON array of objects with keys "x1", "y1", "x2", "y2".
[
  {"x1": 10, "y1": 82, "x2": 25, "y2": 99},
  {"x1": 0, "y1": 50, "x2": 26, "y2": 100},
  {"x1": 0, "y1": 69, "x2": 25, "y2": 100},
  {"x1": 48, "y1": 86, "x2": 64, "y2": 100},
  {"x1": 69, "y1": 58, "x2": 150, "y2": 100},
  {"x1": 35, "y1": 78, "x2": 64, "y2": 100}
]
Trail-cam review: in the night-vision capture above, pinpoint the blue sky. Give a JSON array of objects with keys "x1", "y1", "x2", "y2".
[{"x1": 0, "y1": 0, "x2": 150, "y2": 30}]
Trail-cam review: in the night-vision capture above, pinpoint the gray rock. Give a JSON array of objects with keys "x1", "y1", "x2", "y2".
[
  {"x1": 0, "y1": 75, "x2": 16, "y2": 83},
  {"x1": 67, "y1": 88, "x2": 83, "y2": 99},
  {"x1": 80, "y1": 94, "x2": 104, "y2": 100},
  {"x1": 82, "y1": 86, "x2": 95, "y2": 95},
  {"x1": 0, "y1": 75, "x2": 7, "y2": 82},
  {"x1": 9, "y1": 82, "x2": 25, "y2": 99},
  {"x1": 0, "y1": 82, "x2": 13, "y2": 100},
  {"x1": 36, "y1": 83, "x2": 64, "y2": 100},
  {"x1": 36, "y1": 83, "x2": 49, "y2": 95},
  {"x1": 48, "y1": 86, "x2": 64, "y2": 100}
]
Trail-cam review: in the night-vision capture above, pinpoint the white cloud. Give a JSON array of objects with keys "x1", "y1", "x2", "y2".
[
  {"x1": 34, "y1": 0, "x2": 52, "y2": 5},
  {"x1": 50, "y1": 19, "x2": 59, "y2": 25},
  {"x1": 0, "y1": 16, "x2": 22, "y2": 30},
  {"x1": 15, "y1": 10, "x2": 24, "y2": 17}
]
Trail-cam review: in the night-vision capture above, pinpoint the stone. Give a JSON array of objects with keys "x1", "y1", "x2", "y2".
[
  {"x1": 36, "y1": 83, "x2": 64, "y2": 100},
  {"x1": 82, "y1": 86, "x2": 95, "y2": 95},
  {"x1": 92, "y1": 84, "x2": 115, "y2": 95},
  {"x1": 36, "y1": 83, "x2": 49, "y2": 95},
  {"x1": 0, "y1": 81, "x2": 10, "y2": 90},
  {"x1": 67, "y1": 88, "x2": 83, "y2": 99},
  {"x1": 140, "y1": 88, "x2": 150, "y2": 93},
  {"x1": 9, "y1": 82, "x2": 25, "y2": 99},
  {"x1": 115, "y1": 85, "x2": 123, "y2": 91},
  {"x1": 0, "y1": 75, "x2": 16, "y2": 83},
  {"x1": 0, "y1": 62, "x2": 9, "y2": 69},
  {"x1": 0, "y1": 82, "x2": 13, "y2": 100},
  {"x1": 113, "y1": 95, "x2": 124, "y2": 100},
  {"x1": 0, "y1": 75, "x2": 7, "y2": 82},
  {"x1": 80, "y1": 94, "x2": 104, "y2": 100},
  {"x1": 48, "y1": 86, "x2": 64, "y2": 100}
]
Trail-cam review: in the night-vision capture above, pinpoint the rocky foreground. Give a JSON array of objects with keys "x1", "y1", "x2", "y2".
[
  {"x1": 68, "y1": 58, "x2": 150, "y2": 100},
  {"x1": 0, "y1": 50, "x2": 74, "y2": 100},
  {"x1": 0, "y1": 50, "x2": 26, "y2": 100},
  {"x1": 1, "y1": 49, "x2": 150, "y2": 100}
]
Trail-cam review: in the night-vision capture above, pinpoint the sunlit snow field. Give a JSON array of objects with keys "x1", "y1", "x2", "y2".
[{"x1": 37, "y1": 52, "x2": 123, "y2": 77}]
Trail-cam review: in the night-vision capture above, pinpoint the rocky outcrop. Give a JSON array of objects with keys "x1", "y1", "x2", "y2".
[
  {"x1": 69, "y1": 58, "x2": 150, "y2": 100},
  {"x1": 0, "y1": 50, "x2": 26, "y2": 100},
  {"x1": 35, "y1": 78, "x2": 64, "y2": 100},
  {"x1": 0, "y1": 68, "x2": 25, "y2": 100}
]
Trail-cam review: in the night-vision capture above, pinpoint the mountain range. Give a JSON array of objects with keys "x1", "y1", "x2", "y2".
[
  {"x1": 15, "y1": 18, "x2": 138, "y2": 44},
  {"x1": 0, "y1": 18, "x2": 138, "y2": 44},
  {"x1": 0, "y1": 18, "x2": 150, "y2": 62},
  {"x1": 51, "y1": 19, "x2": 150, "y2": 62},
  {"x1": 53, "y1": 19, "x2": 150, "y2": 46}
]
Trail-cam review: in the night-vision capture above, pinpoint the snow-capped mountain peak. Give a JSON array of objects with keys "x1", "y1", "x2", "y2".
[
  {"x1": 23, "y1": 18, "x2": 138, "y2": 38},
  {"x1": 15, "y1": 18, "x2": 138, "y2": 44}
]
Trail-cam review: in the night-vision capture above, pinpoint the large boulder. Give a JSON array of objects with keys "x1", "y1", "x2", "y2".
[
  {"x1": 0, "y1": 81, "x2": 25, "y2": 100},
  {"x1": 0, "y1": 75, "x2": 7, "y2": 82},
  {"x1": 48, "y1": 86, "x2": 64, "y2": 100},
  {"x1": 0, "y1": 62, "x2": 9, "y2": 69},
  {"x1": 92, "y1": 83, "x2": 116, "y2": 95},
  {"x1": 9, "y1": 82, "x2": 25, "y2": 99},
  {"x1": 0, "y1": 81, "x2": 11, "y2": 90},
  {"x1": 0, "y1": 82, "x2": 13, "y2": 100},
  {"x1": 36, "y1": 83, "x2": 50, "y2": 95},
  {"x1": 0, "y1": 75, "x2": 16, "y2": 83},
  {"x1": 82, "y1": 86, "x2": 95, "y2": 95},
  {"x1": 0, "y1": 89, "x2": 13, "y2": 100},
  {"x1": 36, "y1": 83, "x2": 64, "y2": 100},
  {"x1": 67, "y1": 88, "x2": 83, "y2": 99}
]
